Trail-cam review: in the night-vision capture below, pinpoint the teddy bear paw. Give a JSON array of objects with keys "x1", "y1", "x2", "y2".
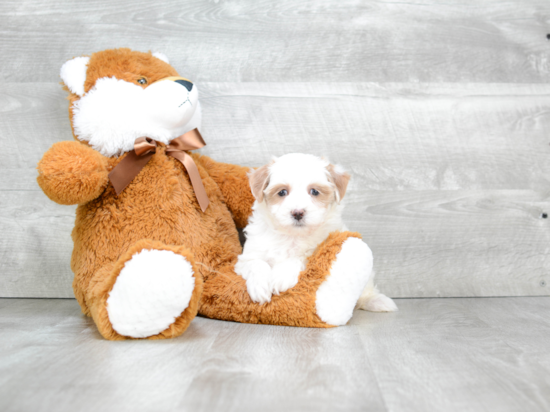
[{"x1": 106, "y1": 249, "x2": 196, "y2": 338}]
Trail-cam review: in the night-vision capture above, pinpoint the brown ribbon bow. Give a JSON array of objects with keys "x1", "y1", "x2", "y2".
[{"x1": 108, "y1": 128, "x2": 210, "y2": 212}]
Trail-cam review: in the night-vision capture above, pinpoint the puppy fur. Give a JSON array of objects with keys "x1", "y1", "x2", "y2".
[{"x1": 235, "y1": 153, "x2": 397, "y2": 313}]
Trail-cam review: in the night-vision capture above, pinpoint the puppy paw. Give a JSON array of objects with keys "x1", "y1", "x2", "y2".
[
  {"x1": 247, "y1": 276, "x2": 273, "y2": 304},
  {"x1": 357, "y1": 293, "x2": 398, "y2": 312},
  {"x1": 235, "y1": 259, "x2": 273, "y2": 304},
  {"x1": 270, "y1": 258, "x2": 305, "y2": 295}
]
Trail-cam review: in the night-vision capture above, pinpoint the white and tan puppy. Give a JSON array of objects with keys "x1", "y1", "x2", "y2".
[{"x1": 235, "y1": 153, "x2": 397, "y2": 314}]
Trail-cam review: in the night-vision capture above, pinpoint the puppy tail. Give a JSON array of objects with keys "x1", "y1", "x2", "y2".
[{"x1": 356, "y1": 275, "x2": 398, "y2": 312}]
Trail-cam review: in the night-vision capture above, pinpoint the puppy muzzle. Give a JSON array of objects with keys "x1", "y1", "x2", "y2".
[{"x1": 291, "y1": 209, "x2": 305, "y2": 222}]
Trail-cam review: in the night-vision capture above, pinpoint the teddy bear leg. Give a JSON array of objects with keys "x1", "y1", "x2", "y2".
[
  {"x1": 314, "y1": 236, "x2": 374, "y2": 326},
  {"x1": 199, "y1": 231, "x2": 370, "y2": 328},
  {"x1": 86, "y1": 240, "x2": 202, "y2": 340}
]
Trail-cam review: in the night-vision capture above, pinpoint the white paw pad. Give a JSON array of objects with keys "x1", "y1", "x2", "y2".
[
  {"x1": 316, "y1": 238, "x2": 373, "y2": 326},
  {"x1": 107, "y1": 249, "x2": 195, "y2": 338}
]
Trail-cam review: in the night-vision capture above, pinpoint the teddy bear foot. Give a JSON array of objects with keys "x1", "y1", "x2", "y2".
[
  {"x1": 315, "y1": 237, "x2": 374, "y2": 326},
  {"x1": 105, "y1": 246, "x2": 200, "y2": 339}
]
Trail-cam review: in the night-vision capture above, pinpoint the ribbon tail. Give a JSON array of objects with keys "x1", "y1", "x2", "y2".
[
  {"x1": 169, "y1": 151, "x2": 210, "y2": 212},
  {"x1": 108, "y1": 150, "x2": 154, "y2": 195}
]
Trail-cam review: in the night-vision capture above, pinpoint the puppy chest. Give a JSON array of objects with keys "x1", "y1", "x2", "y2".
[{"x1": 264, "y1": 241, "x2": 313, "y2": 267}]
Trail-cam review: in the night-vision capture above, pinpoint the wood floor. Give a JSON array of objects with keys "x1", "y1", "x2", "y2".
[{"x1": 1, "y1": 297, "x2": 549, "y2": 412}]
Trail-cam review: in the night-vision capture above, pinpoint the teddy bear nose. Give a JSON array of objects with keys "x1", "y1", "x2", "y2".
[{"x1": 175, "y1": 79, "x2": 193, "y2": 91}]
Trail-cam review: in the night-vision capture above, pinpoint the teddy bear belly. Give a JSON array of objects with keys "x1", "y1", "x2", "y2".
[
  {"x1": 74, "y1": 197, "x2": 237, "y2": 254},
  {"x1": 70, "y1": 171, "x2": 241, "y2": 304}
]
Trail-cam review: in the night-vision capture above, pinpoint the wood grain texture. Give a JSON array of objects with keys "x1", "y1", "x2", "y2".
[
  {"x1": 0, "y1": 298, "x2": 385, "y2": 412},
  {"x1": 3, "y1": 82, "x2": 550, "y2": 190},
  {"x1": 0, "y1": 192, "x2": 75, "y2": 297},
  {"x1": 351, "y1": 297, "x2": 550, "y2": 412},
  {"x1": 0, "y1": 83, "x2": 69, "y2": 189},
  {"x1": 181, "y1": 318, "x2": 383, "y2": 411},
  {"x1": 0, "y1": 299, "x2": 223, "y2": 412},
  {"x1": 1, "y1": 0, "x2": 550, "y2": 83},
  {"x1": 198, "y1": 82, "x2": 550, "y2": 191},
  {"x1": 353, "y1": 190, "x2": 550, "y2": 297},
  {"x1": 1, "y1": 82, "x2": 549, "y2": 297},
  {"x1": 1, "y1": 297, "x2": 550, "y2": 412}
]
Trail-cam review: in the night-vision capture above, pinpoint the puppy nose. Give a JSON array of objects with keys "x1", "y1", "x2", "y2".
[
  {"x1": 175, "y1": 79, "x2": 193, "y2": 91},
  {"x1": 291, "y1": 209, "x2": 305, "y2": 221}
]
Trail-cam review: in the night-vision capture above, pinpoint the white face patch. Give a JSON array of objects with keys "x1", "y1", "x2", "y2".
[
  {"x1": 72, "y1": 77, "x2": 201, "y2": 157},
  {"x1": 261, "y1": 153, "x2": 345, "y2": 233}
]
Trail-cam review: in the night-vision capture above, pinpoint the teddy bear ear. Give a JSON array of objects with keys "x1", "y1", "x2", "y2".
[
  {"x1": 152, "y1": 52, "x2": 169, "y2": 64},
  {"x1": 60, "y1": 56, "x2": 90, "y2": 97}
]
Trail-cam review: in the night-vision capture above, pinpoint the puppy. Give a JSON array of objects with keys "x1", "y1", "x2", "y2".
[{"x1": 235, "y1": 153, "x2": 397, "y2": 313}]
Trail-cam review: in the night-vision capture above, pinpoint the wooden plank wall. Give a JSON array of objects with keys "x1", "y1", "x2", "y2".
[{"x1": 1, "y1": 0, "x2": 549, "y2": 298}]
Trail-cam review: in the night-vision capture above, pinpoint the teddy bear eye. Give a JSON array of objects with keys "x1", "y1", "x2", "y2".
[
  {"x1": 278, "y1": 189, "x2": 288, "y2": 197},
  {"x1": 137, "y1": 77, "x2": 148, "y2": 85},
  {"x1": 310, "y1": 188, "x2": 320, "y2": 196}
]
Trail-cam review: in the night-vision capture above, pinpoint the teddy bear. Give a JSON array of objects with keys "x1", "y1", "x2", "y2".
[{"x1": 36, "y1": 48, "x2": 374, "y2": 340}]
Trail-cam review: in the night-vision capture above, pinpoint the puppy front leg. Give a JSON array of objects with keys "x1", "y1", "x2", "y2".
[
  {"x1": 270, "y1": 258, "x2": 305, "y2": 295},
  {"x1": 235, "y1": 259, "x2": 273, "y2": 304}
]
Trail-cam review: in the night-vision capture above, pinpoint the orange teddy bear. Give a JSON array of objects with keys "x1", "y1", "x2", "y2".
[{"x1": 37, "y1": 48, "x2": 374, "y2": 340}]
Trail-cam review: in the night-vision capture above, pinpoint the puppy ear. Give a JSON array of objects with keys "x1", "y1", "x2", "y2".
[
  {"x1": 248, "y1": 163, "x2": 271, "y2": 202},
  {"x1": 327, "y1": 164, "x2": 351, "y2": 202},
  {"x1": 60, "y1": 56, "x2": 90, "y2": 97}
]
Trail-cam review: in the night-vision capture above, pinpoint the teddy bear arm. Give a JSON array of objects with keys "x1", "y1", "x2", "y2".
[
  {"x1": 199, "y1": 231, "x2": 371, "y2": 327},
  {"x1": 194, "y1": 154, "x2": 255, "y2": 228},
  {"x1": 37, "y1": 141, "x2": 110, "y2": 205}
]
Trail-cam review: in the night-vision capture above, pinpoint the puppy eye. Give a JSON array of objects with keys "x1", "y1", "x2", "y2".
[
  {"x1": 137, "y1": 77, "x2": 148, "y2": 85},
  {"x1": 310, "y1": 188, "x2": 320, "y2": 196},
  {"x1": 278, "y1": 189, "x2": 288, "y2": 197}
]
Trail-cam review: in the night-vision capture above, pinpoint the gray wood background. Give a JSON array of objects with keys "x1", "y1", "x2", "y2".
[{"x1": 1, "y1": 0, "x2": 549, "y2": 298}]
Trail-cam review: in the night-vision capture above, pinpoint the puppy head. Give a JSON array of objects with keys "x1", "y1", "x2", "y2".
[{"x1": 249, "y1": 153, "x2": 350, "y2": 233}]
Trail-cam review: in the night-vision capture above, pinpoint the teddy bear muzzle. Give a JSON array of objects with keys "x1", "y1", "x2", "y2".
[
  {"x1": 175, "y1": 79, "x2": 193, "y2": 91},
  {"x1": 151, "y1": 76, "x2": 194, "y2": 91},
  {"x1": 143, "y1": 77, "x2": 199, "y2": 129}
]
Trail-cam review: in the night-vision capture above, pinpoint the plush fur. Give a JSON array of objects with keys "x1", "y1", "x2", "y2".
[
  {"x1": 37, "y1": 48, "x2": 388, "y2": 340},
  {"x1": 235, "y1": 154, "x2": 397, "y2": 320}
]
